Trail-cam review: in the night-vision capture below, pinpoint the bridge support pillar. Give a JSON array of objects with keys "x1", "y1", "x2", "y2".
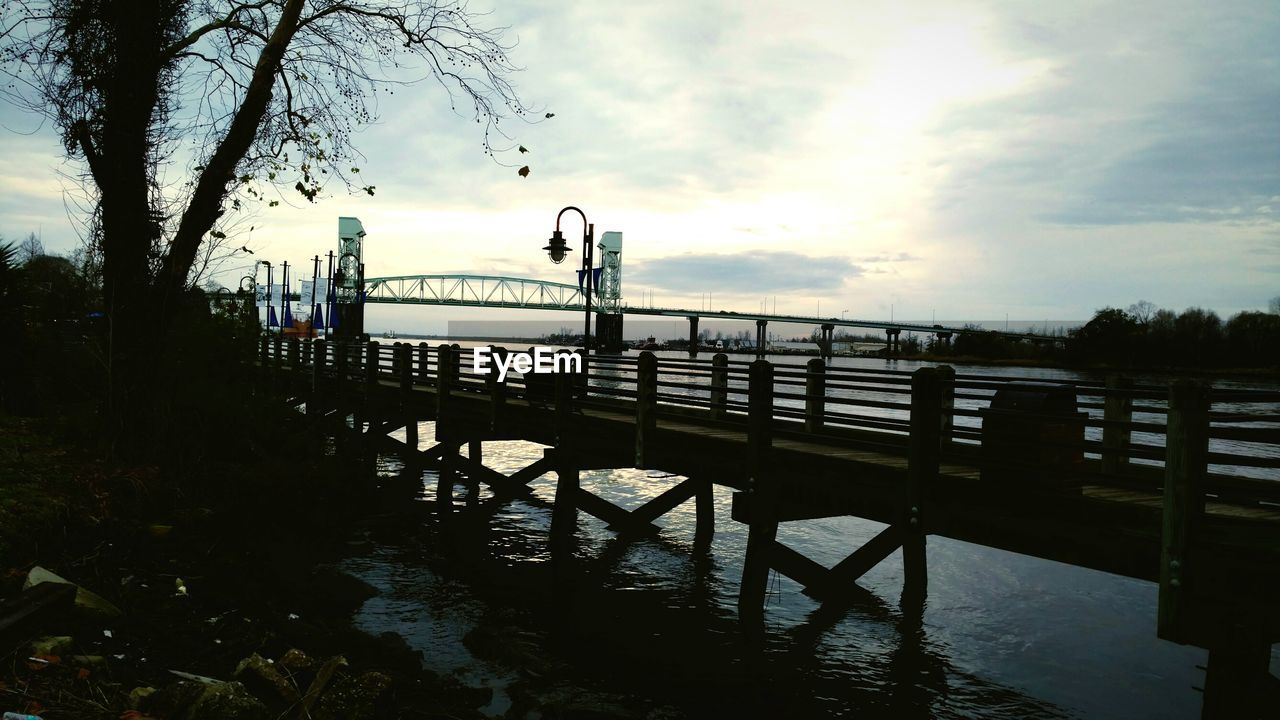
[
  {"x1": 687, "y1": 316, "x2": 700, "y2": 357},
  {"x1": 935, "y1": 331, "x2": 952, "y2": 350},
  {"x1": 886, "y1": 328, "x2": 901, "y2": 356},
  {"x1": 597, "y1": 313, "x2": 625, "y2": 354},
  {"x1": 820, "y1": 323, "x2": 835, "y2": 360},
  {"x1": 755, "y1": 320, "x2": 768, "y2": 359}
]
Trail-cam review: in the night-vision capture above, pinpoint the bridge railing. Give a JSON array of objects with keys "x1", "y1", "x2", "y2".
[{"x1": 273, "y1": 337, "x2": 1279, "y2": 501}]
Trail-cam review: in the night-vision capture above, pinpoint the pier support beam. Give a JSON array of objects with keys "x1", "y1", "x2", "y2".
[
  {"x1": 687, "y1": 316, "x2": 700, "y2": 358},
  {"x1": 739, "y1": 359, "x2": 777, "y2": 624},
  {"x1": 755, "y1": 320, "x2": 768, "y2": 359}
]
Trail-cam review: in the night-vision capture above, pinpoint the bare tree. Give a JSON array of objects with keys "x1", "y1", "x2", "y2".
[
  {"x1": 1270, "y1": 295, "x2": 1280, "y2": 315},
  {"x1": 2, "y1": 0, "x2": 536, "y2": 431},
  {"x1": 18, "y1": 232, "x2": 44, "y2": 263},
  {"x1": 1126, "y1": 299, "x2": 1157, "y2": 325}
]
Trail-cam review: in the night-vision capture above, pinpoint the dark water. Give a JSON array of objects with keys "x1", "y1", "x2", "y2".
[{"x1": 339, "y1": 350, "x2": 1280, "y2": 718}]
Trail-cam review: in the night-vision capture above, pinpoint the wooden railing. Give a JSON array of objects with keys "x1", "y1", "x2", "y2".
[{"x1": 263, "y1": 336, "x2": 1280, "y2": 503}]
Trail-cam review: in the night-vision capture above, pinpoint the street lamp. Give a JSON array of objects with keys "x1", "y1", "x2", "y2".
[{"x1": 545, "y1": 206, "x2": 594, "y2": 354}]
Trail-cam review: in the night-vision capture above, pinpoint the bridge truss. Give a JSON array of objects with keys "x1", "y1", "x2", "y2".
[{"x1": 363, "y1": 274, "x2": 588, "y2": 312}]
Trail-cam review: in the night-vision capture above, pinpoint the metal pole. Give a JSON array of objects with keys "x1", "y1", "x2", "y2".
[
  {"x1": 583, "y1": 223, "x2": 594, "y2": 355},
  {"x1": 325, "y1": 251, "x2": 335, "y2": 339},
  {"x1": 280, "y1": 261, "x2": 289, "y2": 335},
  {"x1": 310, "y1": 255, "x2": 319, "y2": 337}
]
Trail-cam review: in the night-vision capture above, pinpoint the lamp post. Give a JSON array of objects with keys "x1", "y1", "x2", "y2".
[{"x1": 544, "y1": 206, "x2": 595, "y2": 356}]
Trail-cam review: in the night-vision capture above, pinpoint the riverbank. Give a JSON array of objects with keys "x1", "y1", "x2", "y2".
[{"x1": 0, "y1": 410, "x2": 682, "y2": 719}]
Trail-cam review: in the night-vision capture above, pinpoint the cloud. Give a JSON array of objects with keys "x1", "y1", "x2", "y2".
[
  {"x1": 859, "y1": 252, "x2": 921, "y2": 263},
  {"x1": 628, "y1": 251, "x2": 861, "y2": 292}
]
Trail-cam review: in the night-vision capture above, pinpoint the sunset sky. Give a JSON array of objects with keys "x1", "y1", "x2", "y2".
[{"x1": 1, "y1": 0, "x2": 1276, "y2": 333}]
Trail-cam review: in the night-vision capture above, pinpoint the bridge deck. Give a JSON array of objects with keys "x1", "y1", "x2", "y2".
[{"x1": 267, "y1": 338, "x2": 1280, "y2": 660}]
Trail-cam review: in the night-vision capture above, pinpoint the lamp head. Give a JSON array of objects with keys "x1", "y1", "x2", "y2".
[{"x1": 543, "y1": 230, "x2": 570, "y2": 264}]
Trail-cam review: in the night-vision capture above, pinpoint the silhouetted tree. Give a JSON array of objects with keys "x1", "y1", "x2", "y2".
[
  {"x1": 1069, "y1": 308, "x2": 1140, "y2": 365},
  {"x1": 1172, "y1": 307, "x2": 1223, "y2": 367},
  {"x1": 1225, "y1": 311, "x2": 1280, "y2": 366},
  {"x1": 2, "y1": 1, "x2": 536, "y2": 445}
]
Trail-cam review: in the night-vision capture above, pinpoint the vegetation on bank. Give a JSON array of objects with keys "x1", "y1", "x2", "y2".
[{"x1": 809, "y1": 300, "x2": 1280, "y2": 373}]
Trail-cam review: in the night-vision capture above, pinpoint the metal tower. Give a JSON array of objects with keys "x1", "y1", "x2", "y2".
[{"x1": 335, "y1": 216, "x2": 366, "y2": 336}]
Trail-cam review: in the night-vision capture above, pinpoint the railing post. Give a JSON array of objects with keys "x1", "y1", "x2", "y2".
[
  {"x1": 905, "y1": 367, "x2": 942, "y2": 597},
  {"x1": 259, "y1": 334, "x2": 269, "y2": 365},
  {"x1": 739, "y1": 359, "x2": 776, "y2": 624},
  {"x1": 364, "y1": 340, "x2": 380, "y2": 388},
  {"x1": 1158, "y1": 379, "x2": 1209, "y2": 643},
  {"x1": 554, "y1": 353, "x2": 574, "y2": 443},
  {"x1": 635, "y1": 352, "x2": 658, "y2": 468},
  {"x1": 397, "y1": 343, "x2": 417, "y2": 450},
  {"x1": 288, "y1": 337, "x2": 300, "y2": 369},
  {"x1": 436, "y1": 343, "x2": 453, "y2": 436},
  {"x1": 805, "y1": 357, "x2": 825, "y2": 434},
  {"x1": 488, "y1": 346, "x2": 508, "y2": 434},
  {"x1": 937, "y1": 365, "x2": 955, "y2": 448},
  {"x1": 435, "y1": 344, "x2": 455, "y2": 512},
  {"x1": 309, "y1": 339, "x2": 327, "y2": 416},
  {"x1": 416, "y1": 342, "x2": 431, "y2": 388},
  {"x1": 1102, "y1": 374, "x2": 1133, "y2": 476},
  {"x1": 302, "y1": 338, "x2": 313, "y2": 367},
  {"x1": 709, "y1": 353, "x2": 728, "y2": 420}
]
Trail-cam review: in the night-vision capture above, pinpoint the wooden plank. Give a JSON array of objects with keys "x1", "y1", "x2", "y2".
[
  {"x1": 575, "y1": 488, "x2": 661, "y2": 534},
  {"x1": 822, "y1": 524, "x2": 905, "y2": 590},
  {"x1": 629, "y1": 477, "x2": 702, "y2": 525},
  {"x1": 769, "y1": 540, "x2": 831, "y2": 590}
]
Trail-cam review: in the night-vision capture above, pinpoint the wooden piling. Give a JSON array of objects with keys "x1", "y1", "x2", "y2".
[
  {"x1": 738, "y1": 359, "x2": 777, "y2": 623},
  {"x1": 694, "y1": 478, "x2": 715, "y2": 551},
  {"x1": 710, "y1": 353, "x2": 728, "y2": 420},
  {"x1": 937, "y1": 364, "x2": 955, "y2": 448},
  {"x1": 417, "y1": 342, "x2": 432, "y2": 387},
  {"x1": 805, "y1": 358, "x2": 825, "y2": 434},
  {"x1": 397, "y1": 343, "x2": 417, "y2": 450},
  {"x1": 1158, "y1": 379, "x2": 1208, "y2": 643},
  {"x1": 309, "y1": 339, "x2": 327, "y2": 416},
  {"x1": 488, "y1": 346, "x2": 507, "y2": 434},
  {"x1": 904, "y1": 367, "x2": 942, "y2": 597},
  {"x1": 1102, "y1": 374, "x2": 1133, "y2": 476},
  {"x1": 635, "y1": 351, "x2": 658, "y2": 468}
]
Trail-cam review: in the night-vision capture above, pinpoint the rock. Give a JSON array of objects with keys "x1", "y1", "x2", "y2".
[
  {"x1": 128, "y1": 686, "x2": 157, "y2": 709},
  {"x1": 23, "y1": 566, "x2": 123, "y2": 618},
  {"x1": 144, "y1": 681, "x2": 208, "y2": 718},
  {"x1": 312, "y1": 670, "x2": 393, "y2": 720},
  {"x1": 278, "y1": 648, "x2": 315, "y2": 672},
  {"x1": 67, "y1": 654, "x2": 107, "y2": 669},
  {"x1": 233, "y1": 653, "x2": 299, "y2": 706},
  {"x1": 29, "y1": 635, "x2": 74, "y2": 656},
  {"x1": 185, "y1": 680, "x2": 270, "y2": 720}
]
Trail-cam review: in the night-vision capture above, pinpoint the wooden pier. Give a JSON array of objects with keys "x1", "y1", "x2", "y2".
[{"x1": 261, "y1": 336, "x2": 1280, "y2": 717}]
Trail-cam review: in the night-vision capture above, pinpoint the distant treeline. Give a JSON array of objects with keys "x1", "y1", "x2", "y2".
[
  {"x1": 927, "y1": 300, "x2": 1280, "y2": 369},
  {"x1": 1064, "y1": 301, "x2": 1280, "y2": 368}
]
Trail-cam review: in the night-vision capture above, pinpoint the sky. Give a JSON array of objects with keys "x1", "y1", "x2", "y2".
[{"x1": 1, "y1": 0, "x2": 1277, "y2": 335}]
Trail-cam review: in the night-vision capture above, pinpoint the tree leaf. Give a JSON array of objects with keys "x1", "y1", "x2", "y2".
[
  {"x1": 209, "y1": 230, "x2": 227, "y2": 239},
  {"x1": 518, "y1": 145, "x2": 528, "y2": 153},
  {"x1": 544, "y1": 112, "x2": 555, "y2": 119},
  {"x1": 517, "y1": 166, "x2": 530, "y2": 177}
]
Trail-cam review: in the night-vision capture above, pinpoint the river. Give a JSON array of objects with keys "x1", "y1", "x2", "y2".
[{"x1": 336, "y1": 347, "x2": 1279, "y2": 718}]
